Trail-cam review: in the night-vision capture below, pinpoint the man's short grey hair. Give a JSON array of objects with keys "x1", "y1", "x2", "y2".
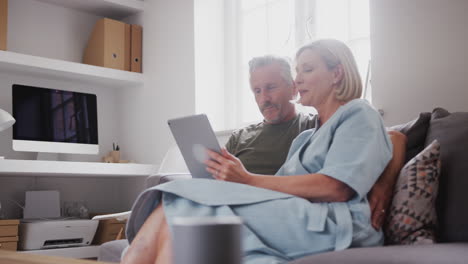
[{"x1": 248, "y1": 55, "x2": 294, "y2": 86}]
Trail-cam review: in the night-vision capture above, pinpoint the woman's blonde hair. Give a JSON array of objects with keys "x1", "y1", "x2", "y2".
[{"x1": 296, "y1": 39, "x2": 362, "y2": 102}]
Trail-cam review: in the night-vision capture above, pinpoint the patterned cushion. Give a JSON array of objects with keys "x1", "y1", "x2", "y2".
[{"x1": 384, "y1": 140, "x2": 441, "y2": 245}]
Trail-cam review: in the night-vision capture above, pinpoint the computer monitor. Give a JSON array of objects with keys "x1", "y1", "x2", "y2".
[{"x1": 12, "y1": 84, "x2": 98, "y2": 155}]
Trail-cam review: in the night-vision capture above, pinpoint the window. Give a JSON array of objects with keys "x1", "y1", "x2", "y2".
[
  {"x1": 49, "y1": 91, "x2": 92, "y2": 143},
  {"x1": 195, "y1": 0, "x2": 370, "y2": 131}
]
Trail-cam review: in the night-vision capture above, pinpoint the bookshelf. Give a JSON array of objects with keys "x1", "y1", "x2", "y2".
[
  {"x1": 0, "y1": 50, "x2": 143, "y2": 88},
  {"x1": 34, "y1": 0, "x2": 145, "y2": 20},
  {"x1": 0, "y1": 1, "x2": 149, "y2": 258}
]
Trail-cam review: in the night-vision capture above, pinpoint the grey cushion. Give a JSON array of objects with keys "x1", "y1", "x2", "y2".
[
  {"x1": 425, "y1": 110, "x2": 468, "y2": 242},
  {"x1": 289, "y1": 243, "x2": 468, "y2": 264},
  {"x1": 390, "y1": 112, "x2": 432, "y2": 163}
]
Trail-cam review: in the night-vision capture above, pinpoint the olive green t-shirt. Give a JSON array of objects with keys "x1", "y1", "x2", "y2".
[{"x1": 225, "y1": 112, "x2": 316, "y2": 175}]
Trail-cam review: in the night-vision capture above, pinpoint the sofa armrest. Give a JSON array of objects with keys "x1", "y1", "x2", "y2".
[
  {"x1": 92, "y1": 174, "x2": 192, "y2": 222},
  {"x1": 158, "y1": 173, "x2": 192, "y2": 184},
  {"x1": 145, "y1": 173, "x2": 192, "y2": 188},
  {"x1": 97, "y1": 173, "x2": 192, "y2": 263},
  {"x1": 98, "y1": 239, "x2": 129, "y2": 263},
  {"x1": 92, "y1": 211, "x2": 131, "y2": 221}
]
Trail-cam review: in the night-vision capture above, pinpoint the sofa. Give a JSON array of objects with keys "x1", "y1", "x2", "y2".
[{"x1": 99, "y1": 108, "x2": 468, "y2": 263}]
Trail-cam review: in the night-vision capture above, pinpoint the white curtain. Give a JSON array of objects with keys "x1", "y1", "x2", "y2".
[{"x1": 195, "y1": 0, "x2": 370, "y2": 131}]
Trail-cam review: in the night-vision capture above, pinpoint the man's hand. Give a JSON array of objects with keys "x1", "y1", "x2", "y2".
[
  {"x1": 368, "y1": 181, "x2": 393, "y2": 230},
  {"x1": 368, "y1": 130, "x2": 407, "y2": 230},
  {"x1": 205, "y1": 148, "x2": 253, "y2": 184}
]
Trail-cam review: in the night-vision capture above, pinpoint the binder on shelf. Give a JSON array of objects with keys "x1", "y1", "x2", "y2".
[
  {"x1": 83, "y1": 18, "x2": 127, "y2": 71},
  {"x1": 124, "y1": 24, "x2": 131, "y2": 71},
  {"x1": 130, "y1": 24, "x2": 142, "y2": 73},
  {"x1": 0, "y1": 0, "x2": 7, "y2": 51}
]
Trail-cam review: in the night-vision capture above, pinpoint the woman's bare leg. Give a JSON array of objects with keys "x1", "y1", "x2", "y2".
[
  {"x1": 122, "y1": 204, "x2": 171, "y2": 264},
  {"x1": 155, "y1": 218, "x2": 173, "y2": 264}
]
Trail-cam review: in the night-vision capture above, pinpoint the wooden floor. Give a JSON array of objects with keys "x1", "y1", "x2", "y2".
[{"x1": 0, "y1": 250, "x2": 110, "y2": 264}]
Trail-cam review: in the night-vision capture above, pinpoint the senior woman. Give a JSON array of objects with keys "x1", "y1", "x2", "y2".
[{"x1": 123, "y1": 39, "x2": 392, "y2": 264}]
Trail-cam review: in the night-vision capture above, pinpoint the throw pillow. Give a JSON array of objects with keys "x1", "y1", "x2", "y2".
[
  {"x1": 389, "y1": 112, "x2": 431, "y2": 163},
  {"x1": 430, "y1": 107, "x2": 450, "y2": 120},
  {"x1": 425, "y1": 111, "x2": 468, "y2": 242},
  {"x1": 384, "y1": 140, "x2": 441, "y2": 245}
]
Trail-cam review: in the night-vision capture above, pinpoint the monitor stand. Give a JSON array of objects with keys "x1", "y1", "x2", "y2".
[{"x1": 36, "y1": 152, "x2": 60, "y2": 161}]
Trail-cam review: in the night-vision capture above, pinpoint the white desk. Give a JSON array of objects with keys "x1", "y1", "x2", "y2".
[
  {"x1": 0, "y1": 159, "x2": 157, "y2": 178},
  {"x1": 0, "y1": 160, "x2": 157, "y2": 258},
  {"x1": 20, "y1": 245, "x2": 101, "y2": 259}
]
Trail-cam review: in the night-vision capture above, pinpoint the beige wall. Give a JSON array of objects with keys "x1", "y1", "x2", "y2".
[{"x1": 370, "y1": 0, "x2": 468, "y2": 125}]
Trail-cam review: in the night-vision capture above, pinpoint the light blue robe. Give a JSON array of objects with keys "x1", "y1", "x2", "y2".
[{"x1": 126, "y1": 99, "x2": 392, "y2": 264}]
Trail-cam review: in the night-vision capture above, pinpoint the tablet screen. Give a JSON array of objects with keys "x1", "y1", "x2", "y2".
[{"x1": 168, "y1": 114, "x2": 221, "y2": 179}]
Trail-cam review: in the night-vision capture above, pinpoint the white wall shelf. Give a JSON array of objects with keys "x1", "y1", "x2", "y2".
[
  {"x1": 20, "y1": 245, "x2": 100, "y2": 259},
  {"x1": 0, "y1": 51, "x2": 144, "y2": 89},
  {"x1": 0, "y1": 159, "x2": 157, "y2": 177},
  {"x1": 34, "y1": 0, "x2": 145, "y2": 20}
]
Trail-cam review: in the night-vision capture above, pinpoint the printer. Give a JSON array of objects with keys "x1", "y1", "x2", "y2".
[
  {"x1": 19, "y1": 219, "x2": 98, "y2": 250},
  {"x1": 18, "y1": 190, "x2": 99, "y2": 250}
]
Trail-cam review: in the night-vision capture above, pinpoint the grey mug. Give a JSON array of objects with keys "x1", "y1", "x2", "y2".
[{"x1": 172, "y1": 216, "x2": 243, "y2": 264}]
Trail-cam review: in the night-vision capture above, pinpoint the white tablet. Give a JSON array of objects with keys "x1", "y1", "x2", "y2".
[{"x1": 167, "y1": 114, "x2": 221, "y2": 179}]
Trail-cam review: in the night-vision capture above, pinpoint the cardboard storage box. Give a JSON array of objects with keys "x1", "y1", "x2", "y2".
[
  {"x1": 0, "y1": 0, "x2": 7, "y2": 50},
  {"x1": 130, "y1": 24, "x2": 142, "y2": 73},
  {"x1": 92, "y1": 218, "x2": 126, "y2": 245},
  {"x1": 0, "y1": 220, "x2": 19, "y2": 237},
  {"x1": 83, "y1": 18, "x2": 128, "y2": 71},
  {"x1": 0, "y1": 236, "x2": 18, "y2": 251},
  {"x1": 0, "y1": 220, "x2": 19, "y2": 251}
]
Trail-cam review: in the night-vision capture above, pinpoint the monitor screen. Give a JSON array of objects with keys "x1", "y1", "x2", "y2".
[{"x1": 12, "y1": 84, "x2": 98, "y2": 154}]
